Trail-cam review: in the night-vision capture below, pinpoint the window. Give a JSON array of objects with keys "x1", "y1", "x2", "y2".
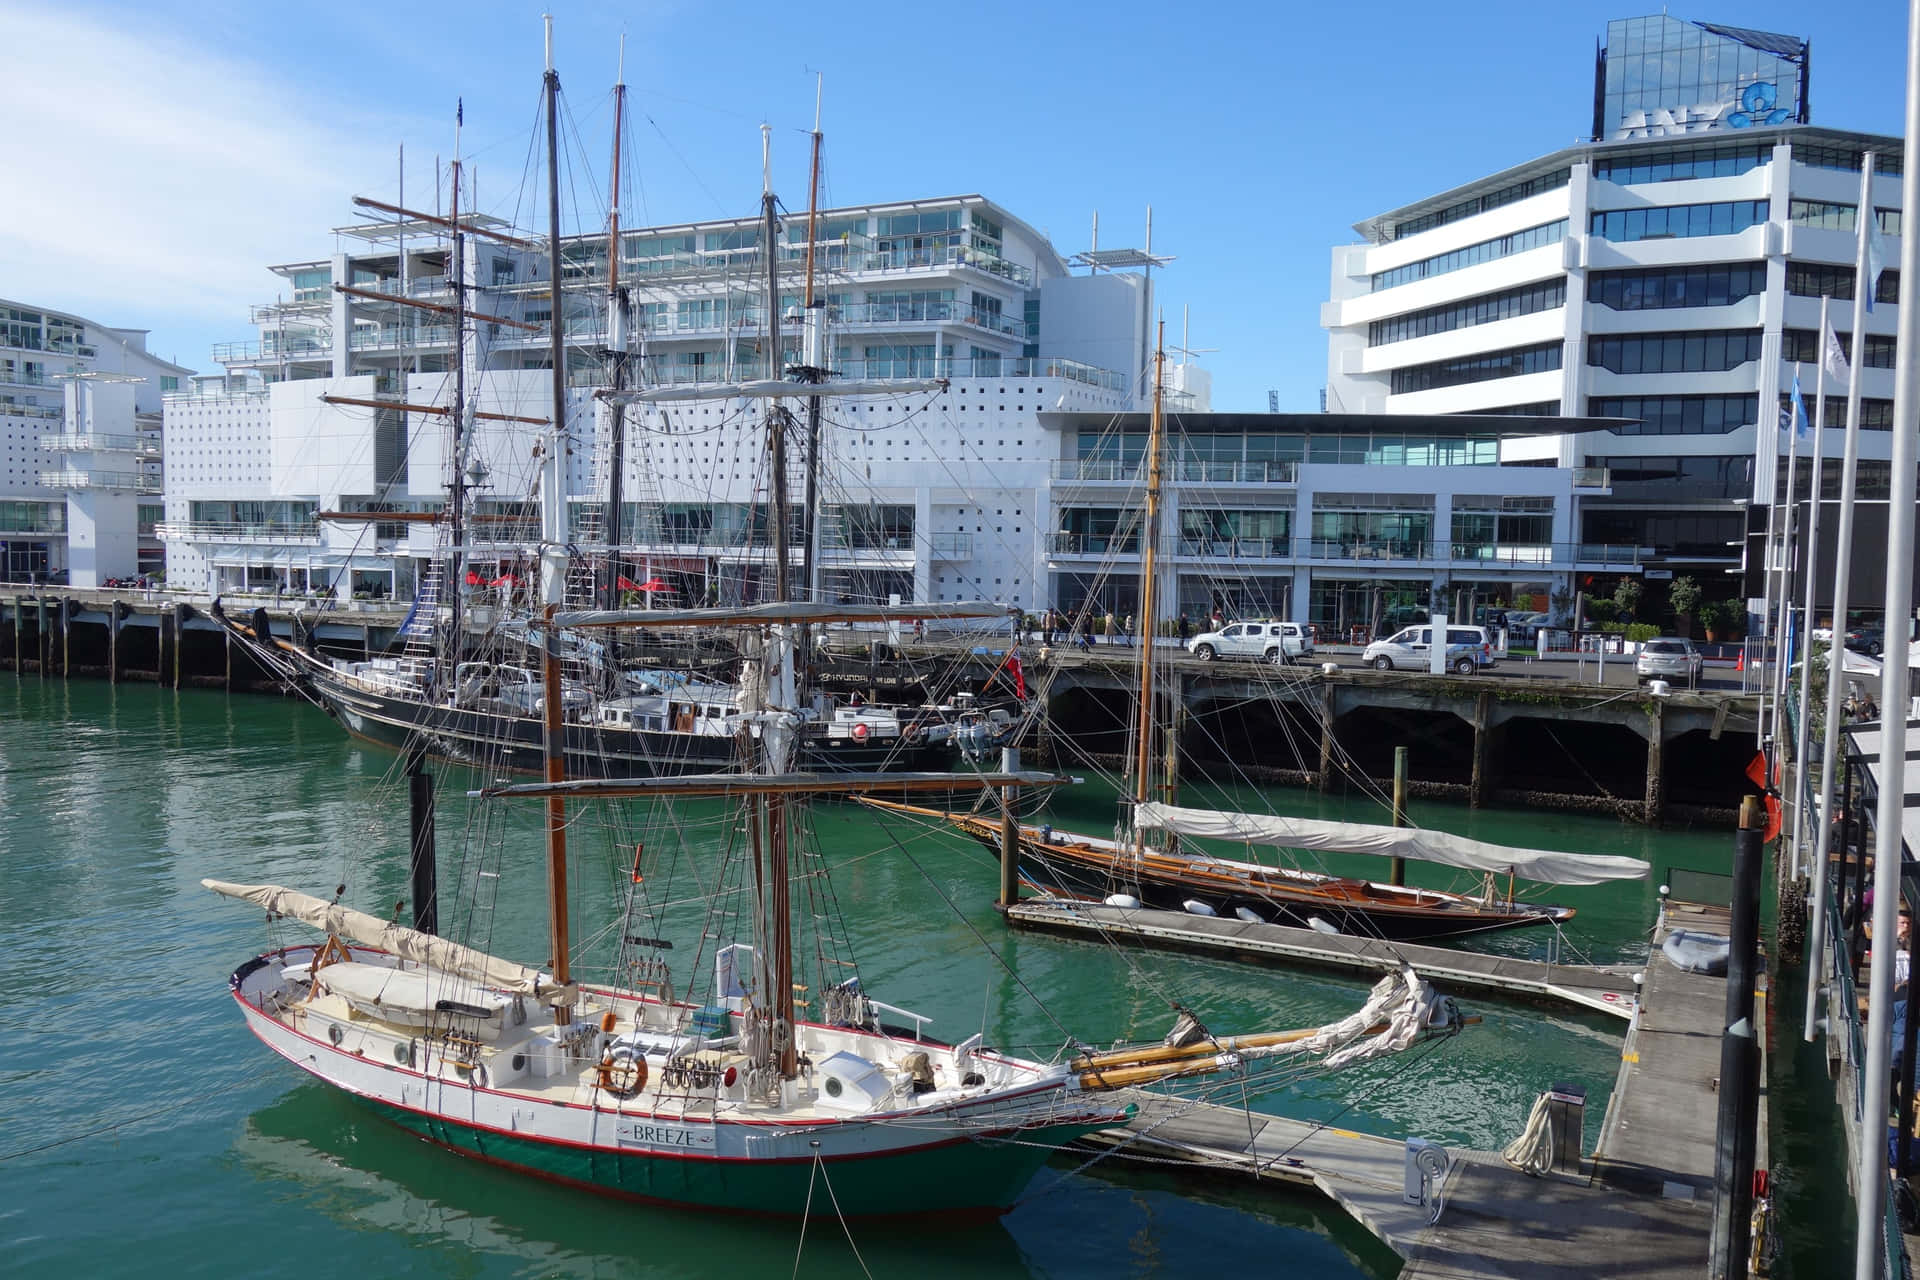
[
  {"x1": 1792, "y1": 143, "x2": 1903, "y2": 176},
  {"x1": 1788, "y1": 201, "x2": 1904, "y2": 235},
  {"x1": 1593, "y1": 144, "x2": 1771, "y2": 185},
  {"x1": 159, "y1": 376, "x2": 180, "y2": 392},
  {"x1": 1387, "y1": 170, "x2": 1570, "y2": 240},
  {"x1": 1588, "y1": 263, "x2": 1765, "y2": 311},
  {"x1": 1586, "y1": 200, "x2": 1768, "y2": 243},
  {"x1": 1591, "y1": 455, "x2": 1752, "y2": 501},
  {"x1": 1786, "y1": 263, "x2": 1900, "y2": 304},
  {"x1": 1368, "y1": 279, "x2": 1565, "y2": 346},
  {"x1": 1782, "y1": 329, "x2": 1896, "y2": 369},
  {"x1": 1776, "y1": 393, "x2": 1895, "y2": 431},
  {"x1": 1371, "y1": 220, "x2": 1568, "y2": 291},
  {"x1": 1585, "y1": 329, "x2": 1763, "y2": 374},
  {"x1": 1588, "y1": 395, "x2": 1758, "y2": 435},
  {"x1": 1390, "y1": 343, "x2": 1562, "y2": 396}
]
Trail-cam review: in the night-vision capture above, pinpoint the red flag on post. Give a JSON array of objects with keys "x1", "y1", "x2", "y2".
[
  {"x1": 1008, "y1": 652, "x2": 1026, "y2": 700},
  {"x1": 617, "y1": 575, "x2": 642, "y2": 591}
]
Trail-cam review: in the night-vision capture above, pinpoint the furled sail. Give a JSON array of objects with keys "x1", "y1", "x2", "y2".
[
  {"x1": 1131, "y1": 803, "x2": 1649, "y2": 886},
  {"x1": 202, "y1": 880, "x2": 577, "y2": 1002}
]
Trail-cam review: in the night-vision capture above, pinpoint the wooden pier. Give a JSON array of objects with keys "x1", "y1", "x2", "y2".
[
  {"x1": 1005, "y1": 898, "x2": 1642, "y2": 1019},
  {"x1": 1071, "y1": 899, "x2": 1756, "y2": 1278}
]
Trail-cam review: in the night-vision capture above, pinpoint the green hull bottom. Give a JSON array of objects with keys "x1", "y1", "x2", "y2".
[{"x1": 359, "y1": 1097, "x2": 1098, "y2": 1218}]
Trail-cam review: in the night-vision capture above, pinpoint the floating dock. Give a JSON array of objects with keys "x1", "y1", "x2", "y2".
[
  {"x1": 1005, "y1": 898, "x2": 1642, "y2": 1019},
  {"x1": 1072, "y1": 899, "x2": 1757, "y2": 1278}
]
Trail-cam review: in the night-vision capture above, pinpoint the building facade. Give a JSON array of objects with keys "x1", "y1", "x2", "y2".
[
  {"x1": 1324, "y1": 16, "x2": 1905, "y2": 614},
  {"x1": 1, "y1": 299, "x2": 187, "y2": 585},
  {"x1": 165, "y1": 195, "x2": 1153, "y2": 609}
]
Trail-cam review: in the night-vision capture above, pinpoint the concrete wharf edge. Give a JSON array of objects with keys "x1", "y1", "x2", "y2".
[
  {"x1": 1065, "y1": 900, "x2": 1751, "y2": 1279},
  {"x1": 1005, "y1": 900, "x2": 1642, "y2": 1020}
]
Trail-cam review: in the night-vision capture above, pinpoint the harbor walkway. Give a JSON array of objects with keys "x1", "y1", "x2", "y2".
[
  {"x1": 1006, "y1": 899, "x2": 1641, "y2": 1019},
  {"x1": 1075, "y1": 898, "x2": 1751, "y2": 1278}
]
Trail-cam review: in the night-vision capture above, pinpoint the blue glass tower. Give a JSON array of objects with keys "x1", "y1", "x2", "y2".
[{"x1": 1592, "y1": 16, "x2": 1809, "y2": 141}]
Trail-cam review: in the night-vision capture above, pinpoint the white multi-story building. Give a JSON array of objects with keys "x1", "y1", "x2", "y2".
[
  {"x1": 1, "y1": 299, "x2": 188, "y2": 585},
  {"x1": 164, "y1": 195, "x2": 1155, "y2": 608},
  {"x1": 1325, "y1": 15, "x2": 1905, "y2": 616}
]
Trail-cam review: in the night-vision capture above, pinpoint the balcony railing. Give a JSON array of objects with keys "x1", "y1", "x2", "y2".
[
  {"x1": 1572, "y1": 466, "x2": 1611, "y2": 489},
  {"x1": 45, "y1": 340, "x2": 96, "y2": 358},
  {"x1": 155, "y1": 521, "x2": 322, "y2": 543},
  {"x1": 637, "y1": 355, "x2": 1127, "y2": 393},
  {"x1": 618, "y1": 243, "x2": 1035, "y2": 288},
  {"x1": 38, "y1": 469, "x2": 161, "y2": 494},
  {"x1": 0, "y1": 368, "x2": 57, "y2": 387},
  {"x1": 929, "y1": 532, "x2": 973, "y2": 559},
  {"x1": 1050, "y1": 459, "x2": 1299, "y2": 484},
  {"x1": 40, "y1": 433, "x2": 161, "y2": 456},
  {"x1": 213, "y1": 337, "x2": 331, "y2": 363},
  {"x1": 0, "y1": 402, "x2": 62, "y2": 420},
  {"x1": 1045, "y1": 534, "x2": 1646, "y2": 568}
]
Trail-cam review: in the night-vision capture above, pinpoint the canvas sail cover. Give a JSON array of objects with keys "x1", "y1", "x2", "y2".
[
  {"x1": 203, "y1": 879, "x2": 577, "y2": 1002},
  {"x1": 1131, "y1": 804, "x2": 1648, "y2": 886}
]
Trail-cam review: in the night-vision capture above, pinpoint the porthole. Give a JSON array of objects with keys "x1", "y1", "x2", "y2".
[{"x1": 824, "y1": 1076, "x2": 843, "y2": 1098}]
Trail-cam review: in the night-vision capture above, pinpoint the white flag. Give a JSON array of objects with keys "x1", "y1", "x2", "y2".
[
  {"x1": 1865, "y1": 203, "x2": 1888, "y2": 313},
  {"x1": 1823, "y1": 317, "x2": 1850, "y2": 383}
]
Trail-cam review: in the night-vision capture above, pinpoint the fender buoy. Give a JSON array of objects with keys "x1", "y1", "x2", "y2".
[
  {"x1": 467, "y1": 1062, "x2": 488, "y2": 1089},
  {"x1": 598, "y1": 1045, "x2": 649, "y2": 1099},
  {"x1": 851, "y1": 722, "x2": 870, "y2": 741},
  {"x1": 600, "y1": 1010, "x2": 618, "y2": 1034}
]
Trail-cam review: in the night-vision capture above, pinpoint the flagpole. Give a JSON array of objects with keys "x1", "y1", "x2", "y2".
[
  {"x1": 1806, "y1": 149, "x2": 1879, "y2": 1043},
  {"x1": 1757, "y1": 394, "x2": 1782, "y2": 723},
  {"x1": 1791, "y1": 299, "x2": 1832, "y2": 882},
  {"x1": 1856, "y1": 5, "x2": 1920, "y2": 1268},
  {"x1": 1773, "y1": 371, "x2": 1804, "y2": 804}
]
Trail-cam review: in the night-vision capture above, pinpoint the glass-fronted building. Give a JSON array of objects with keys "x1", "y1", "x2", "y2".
[{"x1": 1594, "y1": 16, "x2": 1809, "y2": 141}]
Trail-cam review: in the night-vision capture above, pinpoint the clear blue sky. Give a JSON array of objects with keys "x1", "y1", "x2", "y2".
[{"x1": 0, "y1": 1, "x2": 1908, "y2": 409}]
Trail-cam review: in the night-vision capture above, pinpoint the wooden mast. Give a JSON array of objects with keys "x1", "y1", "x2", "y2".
[
  {"x1": 759, "y1": 125, "x2": 799, "y2": 1081},
  {"x1": 446, "y1": 107, "x2": 468, "y2": 664},
  {"x1": 1130, "y1": 322, "x2": 1167, "y2": 847},
  {"x1": 538, "y1": 19, "x2": 574, "y2": 1027},
  {"x1": 601, "y1": 40, "x2": 629, "y2": 610},
  {"x1": 798, "y1": 79, "x2": 826, "y2": 607},
  {"x1": 539, "y1": 604, "x2": 573, "y2": 1024}
]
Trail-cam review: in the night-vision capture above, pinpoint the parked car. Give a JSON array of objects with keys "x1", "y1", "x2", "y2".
[
  {"x1": 1363, "y1": 625, "x2": 1495, "y2": 673},
  {"x1": 1187, "y1": 619, "x2": 1314, "y2": 665},
  {"x1": 1845, "y1": 627, "x2": 1884, "y2": 657},
  {"x1": 1635, "y1": 637, "x2": 1703, "y2": 687}
]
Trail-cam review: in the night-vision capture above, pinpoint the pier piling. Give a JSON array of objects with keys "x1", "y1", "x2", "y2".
[
  {"x1": 36, "y1": 596, "x2": 49, "y2": 678},
  {"x1": 1645, "y1": 698, "x2": 1666, "y2": 825},
  {"x1": 1709, "y1": 797, "x2": 1764, "y2": 1280},
  {"x1": 1389, "y1": 745, "x2": 1408, "y2": 885}
]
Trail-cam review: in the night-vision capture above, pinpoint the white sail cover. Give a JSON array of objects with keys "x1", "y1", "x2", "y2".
[
  {"x1": 1132, "y1": 803, "x2": 1648, "y2": 886},
  {"x1": 203, "y1": 879, "x2": 577, "y2": 1002}
]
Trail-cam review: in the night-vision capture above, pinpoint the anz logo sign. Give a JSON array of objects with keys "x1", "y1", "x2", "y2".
[{"x1": 1613, "y1": 80, "x2": 1795, "y2": 140}]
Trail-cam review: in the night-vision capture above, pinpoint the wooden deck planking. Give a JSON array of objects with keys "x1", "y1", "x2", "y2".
[{"x1": 1005, "y1": 899, "x2": 1642, "y2": 1019}]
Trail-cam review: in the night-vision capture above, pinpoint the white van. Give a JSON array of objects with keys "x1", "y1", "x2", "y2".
[{"x1": 1363, "y1": 624, "x2": 1495, "y2": 673}]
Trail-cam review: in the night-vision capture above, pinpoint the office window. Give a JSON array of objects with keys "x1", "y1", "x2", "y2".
[
  {"x1": 1788, "y1": 201, "x2": 1904, "y2": 235},
  {"x1": 1776, "y1": 393, "x2": 1895, "y2": 431},
  {"x1": 1370, "y1": 220, "x2": 1568, "y2": 291},
  {"x1": 1594, "y1": 455, "x2": 1752, "y2": 500},
  {"x1": 1586, "y1": 200, "x2": 1768, "y2": 242},
  {"x1": 1782, "y1": 328, "x2": 1896, "y2": 369},
  {"x1": 1588, "y1": 394, "x2": 1758, "y2": 435},
  {"x1": 1389, "y1": 342, "x2": 1563, "y2": 396},
  {"x1": 1585, "y1": 329, "x2": 1763, "y2": 374},
  {"x1": 1793, "y1": 144, "x2": 1904, "y2": 176},
  {"x1": 1387, "y1": 170, "x2": 1571, "y2": 240},
  {"x1": 1588, "y1": 263, "x2": 1765, "y2": 311},
  {"x1": 1367, "y1": 279, "x2": 1565, "y2": 347},
  {"x1": 1786, "y1": 262, "x2": 1901, "y2": 304},
  {"x1": 1593, "y1": 144, "x2": 1771, "y2": 185}
]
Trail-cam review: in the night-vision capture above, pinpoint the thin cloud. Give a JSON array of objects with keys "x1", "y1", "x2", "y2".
[{"x1": 0, "y1": 4, "x2": 428, "y2": 359}]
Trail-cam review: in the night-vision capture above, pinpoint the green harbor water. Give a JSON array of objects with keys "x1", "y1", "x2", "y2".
[{"x1": 0, "y1": 677, "x2": 1758, "y2": 1277}]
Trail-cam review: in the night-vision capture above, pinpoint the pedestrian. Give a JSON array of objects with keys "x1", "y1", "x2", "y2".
[
  {"x1": 1124, "y1": 613, "x2": 1135, "y2": 647},
  {"x1": 1079, "y1": 611, "x2": 1094, "y2": 651},
  {"x1": 1178, "y1": 612, "x2": 1191, "y2": 643},
  {"x1": 1103, "y1": 610, "x2": 1118, "y2": 645}
]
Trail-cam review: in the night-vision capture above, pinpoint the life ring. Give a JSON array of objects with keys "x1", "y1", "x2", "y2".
[
  {"x1": 850, "y1": 722, "x2": 870, "y2": 742},
  {"x1": 598, "y1": 1045, "x2": 648, "y2": 1099},
  {"x1": 327, "y1": 1024, "x2": 345, "y2": 1046},
  {"x1": 465, "y1": 1062, "x2": 488, "y2": 1089}
]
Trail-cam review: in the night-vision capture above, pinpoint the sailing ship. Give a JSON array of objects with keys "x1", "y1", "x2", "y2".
[
  {"x1": 205, "y1": 37, "x2": 1463, "y2": 1216},
  {"x1": 213, "y1": 56, "x2": 989, "y2": 782},
  {"x1": 880, "y1": 331, "x2": 1649, "y2": 941}
]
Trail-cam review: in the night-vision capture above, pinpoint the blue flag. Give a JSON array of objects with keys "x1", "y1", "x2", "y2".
[
  {"x1": 1791, "y1": 371, "x2": 1809, "y2": 439},
  {"x1": 1865, "y1": 203, "x2": 1887, "y2": 314}
]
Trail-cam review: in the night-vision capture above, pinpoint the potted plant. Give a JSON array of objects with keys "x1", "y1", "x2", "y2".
[{"x1": 1667, "y1": 575, "x2": 1702, "y2": 638}]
